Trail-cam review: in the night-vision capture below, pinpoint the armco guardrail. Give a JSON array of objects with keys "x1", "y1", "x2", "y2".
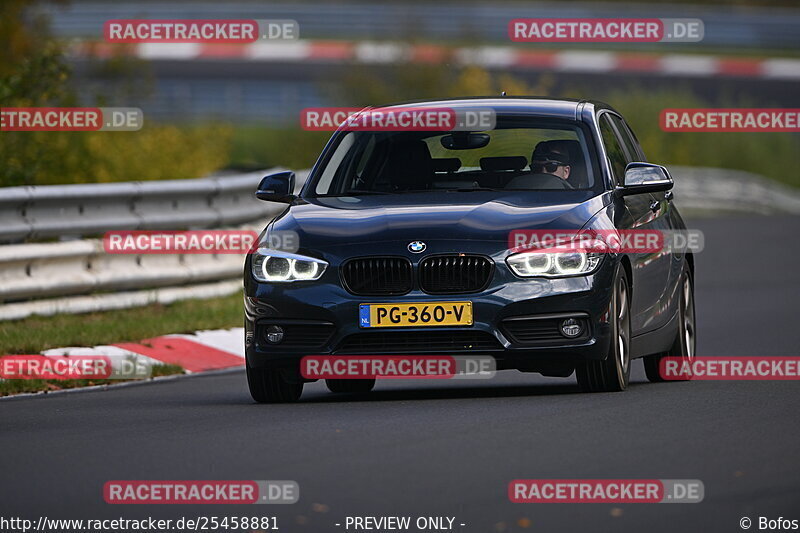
[
  {"x1": 0, "y1": 235, "x2": 254, "y2": 321},
  {"x1": 0, "y1": 168, "x2": 298, "y2": 243},
  {"x1": 0, "y1": 169, "x2": 309, "y2": 321},
  {"x1": 0, "y1": 167, "x2": 798, "y2": 321},
  {"x1": 671, "y1": 166, "x2": 800, "y2": 215},
  {"x1": 0, "y1": 238, "x2": 249, "y2": 302}
]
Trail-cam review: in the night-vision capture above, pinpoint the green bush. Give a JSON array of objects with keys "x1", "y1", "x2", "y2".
[
  {"x1": 228, "y1": 126, "x2": 331, "y2": 171},
  {"x1": 226, "y1": 64, "x2": 556, "y2": 171},
  {"x1": 0, "y1": 1, "x2": 232, "y2": 186},
  {"x1": 227, "y1": 65, "x2": 799, "y2": 188},
  {"x1": 609, "y1": 90, "x2": 800, "y2": 187},
  {"x1": 1, "y1": 124, "x2": 233, "y2": 186}
]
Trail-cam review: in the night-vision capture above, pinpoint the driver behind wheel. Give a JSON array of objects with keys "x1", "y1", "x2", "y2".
[
  {"x1": 530, "y1": 141, "x2": 572, "y2": 182},
  {"x1": 505, "y1": 140, "x2": 575, "y2": 190}
]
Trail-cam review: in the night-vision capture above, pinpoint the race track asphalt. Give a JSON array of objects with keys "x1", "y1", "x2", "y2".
[{"x1": 2, "y1": 214, "x2": 798, "y2": 533}]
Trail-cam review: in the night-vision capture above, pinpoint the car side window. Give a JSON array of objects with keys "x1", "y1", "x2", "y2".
[
  {"x1": 624, "y1": 120, "x2": 647, "y2": 161},
  {"x1": 609, "y1": 114, "x2": 645, "y2": 163},
  {"x1": 599, "y1": 115, "x2": 627, "y2": 185}
]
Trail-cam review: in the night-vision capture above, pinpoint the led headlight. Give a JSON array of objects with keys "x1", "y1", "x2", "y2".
[
  {"x1": 506, "y1": 250, "x2": 602, "y2": 278},
  {"x1": 252, "y1": 250, "x2": 327, "y2": 282}
]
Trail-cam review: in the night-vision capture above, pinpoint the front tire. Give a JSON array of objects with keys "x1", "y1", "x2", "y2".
[
  {"x1": 247, "y1": 361, "x2": 303, "y2": 403},
  {"x1": 576, "y1": 267, "x2": 631, "y2": 392},
  {"x1": 326, "y1": 378, "x2": 376, "y2": 394},
  {"x1": 644, "y1": 269, "x2": 696, "y2": 382}
]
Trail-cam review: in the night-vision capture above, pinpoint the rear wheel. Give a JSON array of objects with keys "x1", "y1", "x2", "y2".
[
  {"x1": 246, "y1": 361, "x2": 303, "y2": 403},
  {"x1": 326, "y1": 378, "x2": 376, "y2": 394},
  {"x1": 644, "y1": 269, "x2": 696, "y2": 382},
  {"x1": 576, "y1": 268, "x2": 631, "y2": 392}
]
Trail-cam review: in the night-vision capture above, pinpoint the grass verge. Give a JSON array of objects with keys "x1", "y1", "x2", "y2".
[
  {"x1": 0, "y1": 292, "x2": 243, "y2": 396},
  {"x1": 0, "y1": 291, "x2": 243, "y2": 355}
]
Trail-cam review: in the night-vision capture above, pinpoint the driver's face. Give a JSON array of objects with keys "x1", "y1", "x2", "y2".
[
  {"x1": 532, "y1": 148, "x2": 571, "y2": 180},
  {"x1": 533, "y1": 157, "x2": 571, "y2": 180}
]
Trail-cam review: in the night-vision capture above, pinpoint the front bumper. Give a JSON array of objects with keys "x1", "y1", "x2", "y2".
[{"x1": 244, "y1": 255, "x2": 618, "y2": 375}]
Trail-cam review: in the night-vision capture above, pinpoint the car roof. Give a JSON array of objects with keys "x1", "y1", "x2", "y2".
[{"x1": 374, "y1": 97, "x2": 618, "y2": 121}]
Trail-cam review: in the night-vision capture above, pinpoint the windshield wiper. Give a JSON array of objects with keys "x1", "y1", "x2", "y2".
[
  {"x1": 326, "y1": 187, "x2": 504, "y2": 196},
  {"x1": 446, "y1": 187, "x2": 504, "y2": 192},
  {"x1": 339, "y1": 190, "x2": 392, "y2": 196}
]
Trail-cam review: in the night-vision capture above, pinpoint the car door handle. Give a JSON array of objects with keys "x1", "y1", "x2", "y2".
[
  {"x1": 665, "y1": 190, "x2": 674, "y2": 202},
  {"x1": 650, "y1": 200, "x2": 661, "y2": 212}
]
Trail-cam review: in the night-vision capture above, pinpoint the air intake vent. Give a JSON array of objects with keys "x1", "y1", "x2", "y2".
[
  {"x1": 341, "y1": 257, "x2": 413, "y2": 296},
  {"x1": 336, "y1": 330, "x2": 502, "y2": 354},
  {"x1": 419, "y1": 255, "x2": 493, "y2": 294}
]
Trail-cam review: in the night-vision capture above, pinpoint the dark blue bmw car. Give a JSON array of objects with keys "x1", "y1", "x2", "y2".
[{"x1": 244, "y1": 98, "x2": 696, "y2": 402}]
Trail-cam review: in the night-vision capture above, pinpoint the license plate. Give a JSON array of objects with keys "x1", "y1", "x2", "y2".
[{"x1": 359, "y1": 302, "x2": 473, "y2": 328}]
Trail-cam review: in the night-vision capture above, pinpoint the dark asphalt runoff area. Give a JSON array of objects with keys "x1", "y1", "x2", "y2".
[{"x1": 2, "y1": 214, "x2": 799, "y2": 533}]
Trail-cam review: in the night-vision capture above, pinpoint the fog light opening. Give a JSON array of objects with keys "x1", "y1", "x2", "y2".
[{"x1": 266, "y1": 325, "x2": 285, "y2": 344}]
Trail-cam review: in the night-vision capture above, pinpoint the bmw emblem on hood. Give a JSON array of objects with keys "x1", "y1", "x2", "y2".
[{"x1": 408, "y1": 241, "x2": 426, "y2": 253}]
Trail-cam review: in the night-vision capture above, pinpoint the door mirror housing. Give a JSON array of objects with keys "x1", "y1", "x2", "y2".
[
  {"x1": 616, "y1": 163, "x2": 674, "y2": 196},
  {"x1": 256, "y1": 171, "x2": 296, "y2": 203}
]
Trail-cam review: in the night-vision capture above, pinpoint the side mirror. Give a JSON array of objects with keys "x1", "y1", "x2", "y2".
[
  {"x1": 256, "y1": 171, "x2": 296, "y2": 203},
  {"x1": 616, "y1": 163, "x2": 674, "y2": 196}
]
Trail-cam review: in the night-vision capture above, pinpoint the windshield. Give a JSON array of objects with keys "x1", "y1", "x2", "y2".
[{"x1": 310, "y1": 118, "x2": 600, "y2": 197}]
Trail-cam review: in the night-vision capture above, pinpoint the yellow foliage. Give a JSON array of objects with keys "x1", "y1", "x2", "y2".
[{"x1": 1, "y1": 124, "x2": 232, "y2": 186}]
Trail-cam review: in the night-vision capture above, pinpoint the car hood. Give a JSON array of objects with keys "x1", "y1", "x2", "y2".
[{"x1": 265, "y1": 192, "x2": 609, "y2": 252}]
